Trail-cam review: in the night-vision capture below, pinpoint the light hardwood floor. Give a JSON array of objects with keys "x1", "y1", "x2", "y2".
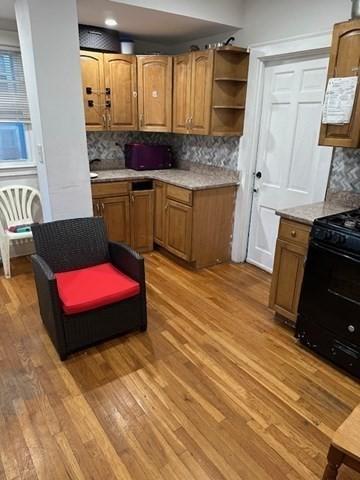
[{"x1": 0, "y1": 253, "x2": 359, "y2": 480}]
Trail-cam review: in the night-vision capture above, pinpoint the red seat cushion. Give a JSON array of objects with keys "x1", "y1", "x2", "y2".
[{"x1": 55, "y1": 262, "x2": 140, "y2": 315}]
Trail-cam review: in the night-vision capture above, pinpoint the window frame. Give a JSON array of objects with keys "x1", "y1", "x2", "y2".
[{"x1": 0, "y1": 45, "x2": 35, "y2": 169}]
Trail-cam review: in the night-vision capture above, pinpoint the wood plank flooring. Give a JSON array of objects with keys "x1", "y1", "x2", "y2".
[{"x1": 0, "y1": 253, "x2": 359, "y2": 480}]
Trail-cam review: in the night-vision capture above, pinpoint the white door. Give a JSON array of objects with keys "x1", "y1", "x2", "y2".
[{"x1": 246, "y1": 54, "x2": 333, "y2": 272}]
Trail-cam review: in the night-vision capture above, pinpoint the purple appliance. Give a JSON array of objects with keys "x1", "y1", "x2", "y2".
[{"x1": 125, "y1": 143, "x2": 173, "y2": 171}]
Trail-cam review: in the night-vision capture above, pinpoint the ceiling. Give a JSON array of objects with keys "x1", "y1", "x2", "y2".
[{"x1": 0, "y1": 0, "x2": 237, "y2": 43}]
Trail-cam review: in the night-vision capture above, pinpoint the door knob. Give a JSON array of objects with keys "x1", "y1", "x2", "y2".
[{"x1": 256, "y1": 171, "x2": 262, "y2": 179}]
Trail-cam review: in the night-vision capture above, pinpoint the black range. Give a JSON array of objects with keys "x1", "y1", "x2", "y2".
[{"x1": 296, "y1": 208, "x2": 360, "y2": 378}]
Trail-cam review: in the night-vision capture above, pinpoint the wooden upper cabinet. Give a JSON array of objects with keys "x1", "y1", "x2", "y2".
[
  {"x1": 104, "y1": 54, "x2": 138, "y2": 131},
  {"x1": 172, "y1": 51, "x2": 214, "y2": 135},
  {"x1": 80, "y1": 51, "x2": 105, "y2": 131},
  {"x1": 173, "y1": 54, "x2": 192, "y2": 134},
  {"x1": 319, "y1": 19, "x2": 360, "y2": 147},
  {"x1": 137, "y1": 56, "x2": 172, "y2": 132},
  {"x1": 189, "y1": 50, "x2": 214, "y2": 135}
]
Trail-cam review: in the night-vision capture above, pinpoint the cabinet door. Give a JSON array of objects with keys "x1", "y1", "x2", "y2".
[
  {"x1": 104, "y1": 54, "x2": 138, "y2": 131},
  {"x1": 130, "y1": 190, "x2": 154, "y2": 253},
  {"x1": 154, "y1": 181, "x2": 166, "y2": 246},
  {"x1": 319, "y1": 19, "x2": 360, "y2": 147},
  {"x1": 80, "y1": 51, "x2": 105, "y2": 131},
  {"x1": 137, "y1": 56, "x2": 172, "y2": 132},
  {"x1": 93, "y1": 199, "x2": 100, "y2": 217},
  {"x1": 269, "y1": 239, "x2": 307, "y2": 324},
  {"x1": 165, "y1": 200, "x2": 192, "y2": 261},
  {"x1": 173, "y1": 54, "x2": 192, "y2": 134},
  {"x1": 189, "y1": 50, "x2": 214, "y2": 135},
  {"x1": 101, "y1": 196, "x2": 130, "y2": 244}
]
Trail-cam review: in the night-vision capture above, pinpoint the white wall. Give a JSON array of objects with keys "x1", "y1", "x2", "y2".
[
  {"x1": 239, "y1": 0, "x2": 351, "y2": 46},
  {"x1": 114, "y1": 0, "x2": 244, "y2": 28},
  {"x1": 171, "y1": 0, "x2": 351, "y2": 52}
]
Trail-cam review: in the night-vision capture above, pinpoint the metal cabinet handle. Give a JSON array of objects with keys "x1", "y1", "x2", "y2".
[
  {"x1": 102, "y1": 113, "x2": 106, "y2": 129},
  {"x1": 86, "y1": 87, "x2": 110, "y2": 95},
  {"x1": 291, "y1": 230, "x2": 297, "y2": 238},
  {"x1": 101, "y1": 202, "x2": 105, "y2": 215},
  {"x1": 189, "y1": 116, "x2": 193, "y2": 129},
  {"x1": 94, "y1": 201, "x2": 100, "y2": 216}
]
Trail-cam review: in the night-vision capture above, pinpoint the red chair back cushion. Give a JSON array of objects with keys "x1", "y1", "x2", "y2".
[{"x1": 55, "y1": 262, "x2": 140, "y2": 315}]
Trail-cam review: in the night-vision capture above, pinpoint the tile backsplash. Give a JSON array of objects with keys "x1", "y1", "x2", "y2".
[
  {"x1": 87, "y1": 132, "x2": 240, "y2": 171},
  {"x1": 328, "y1": 148, "x2": 360, "y2": 193}
]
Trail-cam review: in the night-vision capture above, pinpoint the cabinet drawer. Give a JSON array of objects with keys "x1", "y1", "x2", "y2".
[
  {"x1": 166, "y1": 184, "x2": 192, "y2": 206},
  {"x1": 278, "y1": 219, "x2": 310, "y2": 246},
  {"x1": 91, "y1": 181, "x2": 129, "y2": 198}
]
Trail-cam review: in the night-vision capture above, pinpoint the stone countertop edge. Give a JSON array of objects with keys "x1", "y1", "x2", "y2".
[
  {"x1": 276, "y1": 201, "x2": 355, "y2": 226},
  {"x1": 91, "y1": 168, "x2": 240, "y2": 191}
]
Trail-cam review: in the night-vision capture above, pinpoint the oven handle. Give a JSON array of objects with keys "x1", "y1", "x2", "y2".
[{"x1": 311, "y1": 240, "x2": 360, "y2": 264}]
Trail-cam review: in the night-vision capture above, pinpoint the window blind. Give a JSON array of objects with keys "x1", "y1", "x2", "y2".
[{"x1": 0, "y1": 49, "x2": 30, "y2": 122}]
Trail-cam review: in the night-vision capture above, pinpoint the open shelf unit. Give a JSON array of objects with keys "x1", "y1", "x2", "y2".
[{"x1": 210, "y1": 47, "x2": 249, "y2": 136}]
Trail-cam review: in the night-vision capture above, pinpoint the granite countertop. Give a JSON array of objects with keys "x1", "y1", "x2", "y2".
[
  {"x1": 91, "y1": 168, "x2": 240, "y2": 190},
  {"x1": 276, "y1": 201, "x2": 354, "y2": 226}
]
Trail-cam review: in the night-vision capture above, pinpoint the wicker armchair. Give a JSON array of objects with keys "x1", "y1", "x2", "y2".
[{"x1": 31, "y1": 217, "x2": 147, "y2": 360}]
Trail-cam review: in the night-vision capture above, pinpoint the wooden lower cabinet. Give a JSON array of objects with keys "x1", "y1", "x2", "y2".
[
  {"x1": 165, "y1": 200, "x2": 193, "y2": 261},
  {"x1": 92, "y1": 180, "x2": 236, "y2": 266},
  {"x1": 154, "y1": 181, "x2": 236, "y2": 268},
  {"x1": 130, "y1": 190, "x2": 154, "y2": 253},
  {"x1": 100, "y1": 196, "x2": 131, "y2": 244},
  {"x1": 269, "y1": 218, "x2": 311, "y2": 325}
]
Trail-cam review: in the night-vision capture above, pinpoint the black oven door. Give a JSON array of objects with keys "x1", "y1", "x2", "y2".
[{"x1": 298, "y1": 240, "x2": 360, "y2": 346}]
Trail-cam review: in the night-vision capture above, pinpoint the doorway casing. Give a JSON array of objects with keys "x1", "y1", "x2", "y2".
[{"x1": 231, "y1": 31, "x2": 333, "y2": 264}]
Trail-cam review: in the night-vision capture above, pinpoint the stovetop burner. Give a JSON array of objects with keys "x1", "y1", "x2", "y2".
[
  {"x1": 317, "y1": 208, "x2": 360, "y2": 234},
  {"x1": 312, "y1": 208, "x2": 360, "y2": 254}
]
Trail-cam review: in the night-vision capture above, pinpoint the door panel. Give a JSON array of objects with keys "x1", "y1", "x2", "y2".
[
  {"x1": 190, "y1": 51, "x2": 214, "y2": 135},
  {"x1": 173, "y1": 54, "x2": 191, "y2": 134},
  {"x1": 154, "y1": 181, "x2": 166, "y2": 245},
  {"x1": 104, "y1": 54, "x2": 138, "y2": 131},
  {"x1": 101, "y1": 196, "x2": 130, "y2": 244},
  {"x1": 137, "y1": 56, "x2": 172, "y2": 132},
  {"x1": 130, "y1": 190, "x2": 154, "y2": 253},
  {"x1": 247, "y1": 55, "x2": 332, "y2": 272},
  {"x1": 165, "y1": 200, "x2": 192, "y2": 261},
  {"x1": 269, "y1": 239, "x2": 307, "y2": 323},
  {"x1": 80, "y1": 51, "x2": 105, "y2": 131}
]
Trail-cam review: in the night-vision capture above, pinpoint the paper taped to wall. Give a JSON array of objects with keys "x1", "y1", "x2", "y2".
[{"x1": 322, "y1": 76, "x2": 358, "y2": 125}]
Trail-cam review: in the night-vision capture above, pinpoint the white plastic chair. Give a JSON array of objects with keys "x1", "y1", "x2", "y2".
[{"x1": 0, "y1": 185, "x2": 41, "y2": 278}]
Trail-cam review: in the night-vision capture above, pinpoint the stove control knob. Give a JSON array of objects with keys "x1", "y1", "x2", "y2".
[{"x1": 348, "y1": 325, "x2": 355, "y2": 333}]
